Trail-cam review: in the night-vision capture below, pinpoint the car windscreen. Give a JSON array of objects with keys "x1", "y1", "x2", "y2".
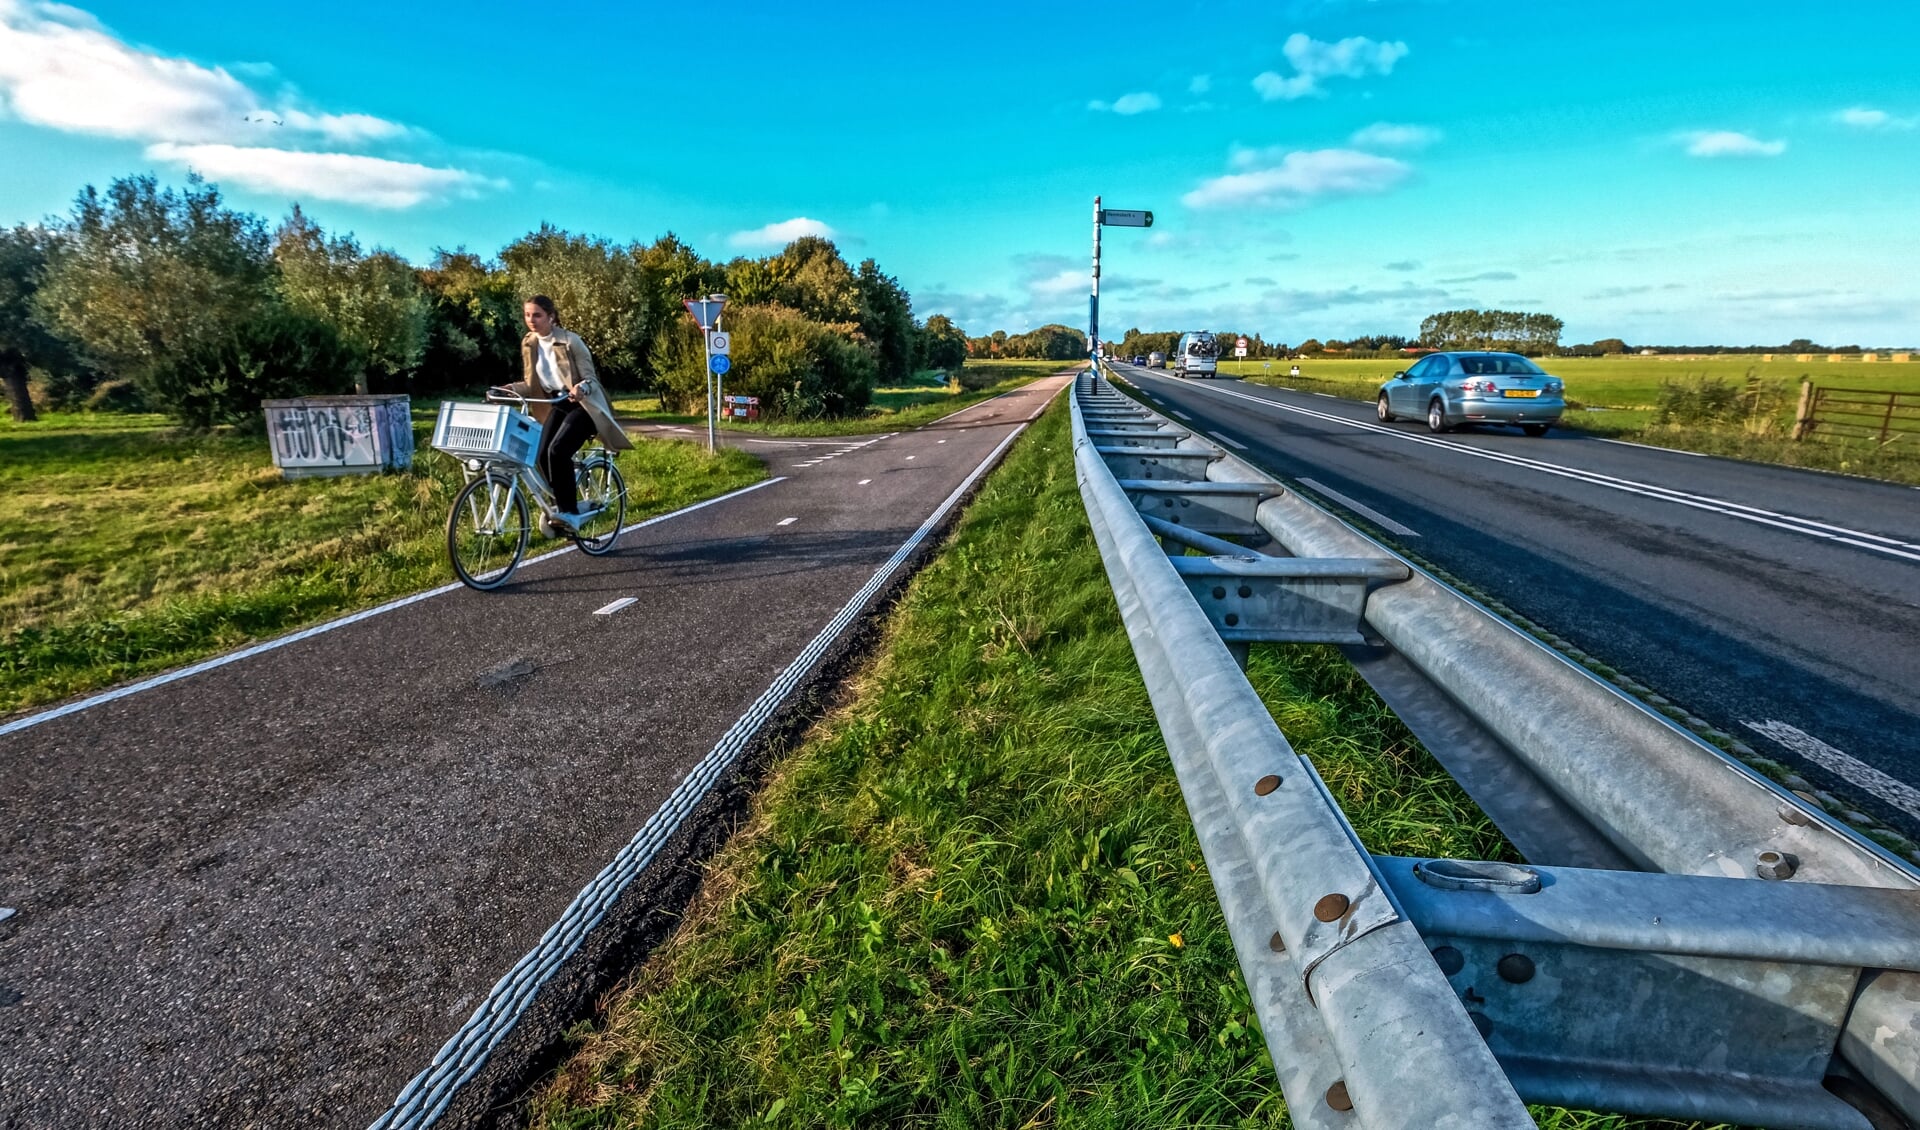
[{"x1": 1458, "y1": 355, "x2": 1545, "y2": 376}]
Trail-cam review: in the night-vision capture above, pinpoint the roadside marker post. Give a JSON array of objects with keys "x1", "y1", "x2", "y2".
[{"x1": 685, "y1": 295, "x2": 729, "y2": 452}]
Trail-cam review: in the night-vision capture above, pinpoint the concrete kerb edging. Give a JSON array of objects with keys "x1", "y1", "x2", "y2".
[
  {"x1": 1072, "y1": 377, "x2": 1536, "y2": 1130},
  {"x1": 1092, "y1": 361, "x2": 1920, "y2": 1124}
]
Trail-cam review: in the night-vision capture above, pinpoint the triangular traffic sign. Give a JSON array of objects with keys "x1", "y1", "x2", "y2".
[{"x1": 684, "y1": 297, "x2": 727, "y2": 331}]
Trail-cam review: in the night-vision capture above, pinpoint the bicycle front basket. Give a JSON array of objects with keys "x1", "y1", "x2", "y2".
[{"x1": 431, "y1": 401, "x2": 540, "y2": 466}]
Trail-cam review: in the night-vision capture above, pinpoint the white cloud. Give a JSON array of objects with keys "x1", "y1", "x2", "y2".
[
  {"x1": 727, "y1": 216, "x2": 839, "y2": 249},
  {"x1": 1253, "y1": 33, "x2": 1408, "y2": 101},
  {"x1": 1680, "y1": 130, "x2": 1786, "y2": 157},
  {"x1": 1027, "y1": 268, "x2": 1087, "y2": 298},
  {"x1": 1189, "y1": 75, "x2": 1211, "y2": 95},
  {"x1": 0, "y1": 1, "x2": 409, "y2": 145},
  {"x1": 145, "y1": 143, "x2": 502, "y2": 209},
  {"x1": 1089, "y1": 91, "x2": 1161, "y2": 115},
  {"x1": 1349, "y1": 121, "x2": 1439, "y2": 149},
  {"x1": 1185, "y1": 147, "x2": 1411, "y2": 209},
  {"x1": 1834, "y1": 106, "x2": 1916, "y2": 131}
]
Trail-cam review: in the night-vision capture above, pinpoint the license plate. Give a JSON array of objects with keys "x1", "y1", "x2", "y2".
[{"x1": 1502, "y1": 389, "x2": 1541, "y2": 398}]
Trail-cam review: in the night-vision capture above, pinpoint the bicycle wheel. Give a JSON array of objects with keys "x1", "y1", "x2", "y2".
[
  {"x1": 447, "y1": 472, "x2": 530, "y2": 589},
  {"x1": 573, "y1": 457, "x2": 626, "y2": 555}
]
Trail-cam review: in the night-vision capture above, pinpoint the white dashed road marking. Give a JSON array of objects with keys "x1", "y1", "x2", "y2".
[
  {"x1": 1171, "y1": 411, "x2": 1193, "y2": 421},
  {"x1": 1217, "y1": 434, "x2": 1248, "y2": 451},
  {"x1": 594, "y1": 597, "x2": 638, "y2": 616},
  {"x1": 857, "y1": 479, "x2": 872, "y2": 485},
  {"x1": 1296, "y1": 478, "x2": 1421, "y2": 537},
  {"x1": 906, "y1": 455, "x2": 916, "y2": 460},
  {"x1": 777, "y1": 517, "x2": 798, "y2": 526},
  {"x1": 1742, "y1": 719, "x2": 1920, "y2": 821}
]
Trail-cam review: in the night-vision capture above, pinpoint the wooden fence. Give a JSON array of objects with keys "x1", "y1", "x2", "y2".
[{"x1": 1793, "y1": 380, "x2": 1920, "y2": 444}]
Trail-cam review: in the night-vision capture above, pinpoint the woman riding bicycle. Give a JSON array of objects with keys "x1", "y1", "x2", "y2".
[{"x1": 507, "y1": 295, "x2": 633, "y2": 530}]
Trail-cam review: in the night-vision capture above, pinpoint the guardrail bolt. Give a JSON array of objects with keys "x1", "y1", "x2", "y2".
[
  {"x1": 1269, "y1": 930, "x2": 1287, "y2": 953},
  {"x1": 1212, "y1": 586, "x2": 1227, "y2": 599},
  {"x1": 1468, "y1": 1011, "x2": 1494, "y2": 1039},
  {"x1": 1314, "y1": 893, "x2": 1350, "y2": 922},
  {"x1": 1776, "y1": 803, "x2": 1814, "y2": 827},
  {"x1": 1496, "y1": 953, "x2": 1535, "y2": 984},
  {"x1": 1325, "y1": 1080, "x2": 1353, "y2": 1112},
  {"x1": 1431, "y1": 945, "x2": 1465, "y2": 975},
  {"x1": 1225, "y1": 613, "x2": 1240, "y2": 626},
  {"x1": 1237, "y1": 584, "x2": 1252, "y2": 598},
  {"x1": 1755, "y1": 849, "x2": 1798, "y2": 880},
  {"x1": 1254, "y1": 774, "x2": 1283, "y2": 795}
]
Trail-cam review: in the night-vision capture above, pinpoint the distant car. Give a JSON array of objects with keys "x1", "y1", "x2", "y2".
[
  {"x1": 1132, "y1": 354, "x2": 1146, "y2": 366},
  {"x1": 1377, "y1": 351, "x2": 1565, "y2": 436},
  {"x1": 1147, "y1": 352, "x2": 1165, "y2": 369}
]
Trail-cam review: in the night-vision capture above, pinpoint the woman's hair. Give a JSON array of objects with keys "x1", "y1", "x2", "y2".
[{"x1": 525, "y1": 294, "x2": 560, "y2": 324}]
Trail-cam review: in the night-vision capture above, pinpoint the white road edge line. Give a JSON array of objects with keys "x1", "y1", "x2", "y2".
[
  {"x1": 1742, "y1": 719, "x2": 1920, "y2": 821},
  {"x1": 365, "y1": 414, "x2": 1039, "y2": 1130},
  {"x1": 1295, "y1": 478, "x2": 1421, "y2": 537},
  {"x1": 1152, "y1": 374, "x2": 1920, "y2": 564},
  {"x1": 593, "y1": 597, "x2": 638, "y2": 616},
  {"x1": 0, "y1": 476, "x2": 788, "y2": 740}
]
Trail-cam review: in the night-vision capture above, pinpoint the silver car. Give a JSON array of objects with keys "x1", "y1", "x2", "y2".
[{"x1": 1377, "y1": 351, "x2": 1566, "y2": 436}]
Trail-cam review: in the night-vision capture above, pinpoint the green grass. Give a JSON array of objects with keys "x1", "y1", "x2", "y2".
[
  {"x1": 1210, "y1": 355, "x2": 1920, "y2": 485},
  {"x1": 0, "y1": 409, "x2": 766, "y2": 716},
  {"x1": 610, "y1": 361, "x2": 1075, "y2": 437},
  {"x1": 529, "y1": 400, "x2": 1721, "y2": 1130}
]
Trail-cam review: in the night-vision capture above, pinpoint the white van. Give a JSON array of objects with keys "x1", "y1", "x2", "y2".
[{"x1": 1175, "y1": 332, "x2": 1219, "y2": 378}]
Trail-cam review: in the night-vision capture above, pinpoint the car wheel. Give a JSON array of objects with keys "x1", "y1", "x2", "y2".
[
  {"x1": 1427, "y1": 398, "x2": 1450, "y2": 433},
  {"x1": 1377, "y1": 395, "x2": 1395, "y2": 422},
  {"x1": 1523, "y1": 423, "x2": 1550, "y2": 437}
]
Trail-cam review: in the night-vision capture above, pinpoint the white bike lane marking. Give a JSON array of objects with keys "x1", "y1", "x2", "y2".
[
  {"x1": 0, "y1": 477, "x2": 787, "y2": 740},
  {"x1": 1150, "y1": 376, "x2": 1920, "y2": 565},
  {"x1": 593, "y1": 598, "x2": 638, "y2": 616},
  {"x1": 365, "y1": 409, "x2": 1045, "y2": 1130}
]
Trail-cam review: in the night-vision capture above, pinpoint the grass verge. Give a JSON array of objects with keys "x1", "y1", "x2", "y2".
[
  {"x1": 611, "y1": 361, "x2": 1073, "y2": 437},
  {"x1": 0, "y1": 411, "x2": 765, "y2": 715},
  {"x1": 529, "y1": 399, "x2": 1720, "y2": 1129}
]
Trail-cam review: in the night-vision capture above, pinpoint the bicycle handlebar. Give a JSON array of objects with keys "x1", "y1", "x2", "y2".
[{"x1": 485, "y1": 386, "x2": 569, "y2": 407}]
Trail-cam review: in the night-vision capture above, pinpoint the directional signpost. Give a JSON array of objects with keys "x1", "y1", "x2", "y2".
[
  {"x1": 685, "y1": 295, "x2": 729, "y2": 451},
  {"x1": 1091, "y1": 197, "x2": 1155, "y2": 372}
]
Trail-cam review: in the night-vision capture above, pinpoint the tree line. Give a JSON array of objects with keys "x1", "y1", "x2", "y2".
[
  {"x1": 0, "y1": 173, "x2": 973, "y2": 425},
  {"x1": 964, "y1": 324, "x2": 1089, "y2": 361}
]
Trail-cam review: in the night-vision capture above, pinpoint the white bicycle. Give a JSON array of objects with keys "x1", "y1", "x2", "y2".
[{"x1": 432, "y1": 387, "x2": 627, "y2": 591}]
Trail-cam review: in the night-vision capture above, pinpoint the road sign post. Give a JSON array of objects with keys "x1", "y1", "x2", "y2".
[
  {"x1": 1091, "y1": 198, "x2": 1155, "y2": 370},
  {"x1": 685, "y1": 295, "x2": 728, "y2": 452}
]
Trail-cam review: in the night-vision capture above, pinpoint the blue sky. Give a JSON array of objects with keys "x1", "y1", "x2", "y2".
[{"x1": 2, "y1": 0, "x2": 1917, "y2": 346}]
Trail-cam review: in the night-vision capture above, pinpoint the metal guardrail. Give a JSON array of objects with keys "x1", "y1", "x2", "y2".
[{"x1": 1071, "y1": 366, "x2": 1920, "y2": 1130}]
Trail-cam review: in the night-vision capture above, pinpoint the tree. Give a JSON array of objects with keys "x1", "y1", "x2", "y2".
[
  {"x1": 417, "y1": 247, "x2": 522, "y2": 393},
  {"x1": 500, "y1": 224, "x2": 648, "y2": 387},
  {"x1": 917, "y1": 314, "x2": 967, "y2": 373},
  {"x1": 635, "y1": 233, "x2": 723, "y2": 385},
  {"x1": 651, "y1": 303, "x2": 876, "y2": 418},
  {"x1": 34, "y1": 175, "x2": 285, "y2": 423},
  {"x1": 1297, "y1": 338, "x2": 1324, "y2": 355},
  {"x1": 856, "y1": 258, "x2": 915, "y2": 384},
  {"x1": 273, "y1": 206, "x2": 428, "y2": 394},
  {"x1": 1419, "y1": 308, "x2": 1562, "y2": 353},
  {"x1": 0, "y1": 224, "x2": 78, "y2": 420}
]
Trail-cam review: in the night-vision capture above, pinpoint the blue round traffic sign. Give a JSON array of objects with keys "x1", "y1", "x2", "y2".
[{"x1": 710, "y1": 354, "x2": 731, "y2": 375}]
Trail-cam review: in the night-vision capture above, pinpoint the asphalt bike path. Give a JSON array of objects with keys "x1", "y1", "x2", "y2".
[
  {"x1": 1110, "y1": 362, "x2": 1920, "y2": 840},
  {"x1": 0, "y1": 375, "x2": 1071, "y2": 1129}
]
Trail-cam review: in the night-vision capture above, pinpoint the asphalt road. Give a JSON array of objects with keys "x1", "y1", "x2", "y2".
[
  {"x1": 1108, "y1": 361, "x2": 1920, "y2": 840},
  {"x1": 0, "y1": 376, "x2": 1069, "y2": 1129}
]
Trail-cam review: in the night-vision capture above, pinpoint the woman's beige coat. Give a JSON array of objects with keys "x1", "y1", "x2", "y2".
[{"x1": 508, "y1": 328, "x2": 634, "y2": 451}]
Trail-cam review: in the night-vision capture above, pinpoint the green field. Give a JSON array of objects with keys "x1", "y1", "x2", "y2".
[
  {"x1": 1208, "y1": 354, "x2": 1920, "y2": 484},
  {"x1": 0, "y1": 409, "x2": 765, "y2": 715},
  {"x1": 530, "y1": 399, "x2": 1717, "y2": 1130},
  {"x1": 1216, "y1": 354, "x2": 1920, "y2": 410}
]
